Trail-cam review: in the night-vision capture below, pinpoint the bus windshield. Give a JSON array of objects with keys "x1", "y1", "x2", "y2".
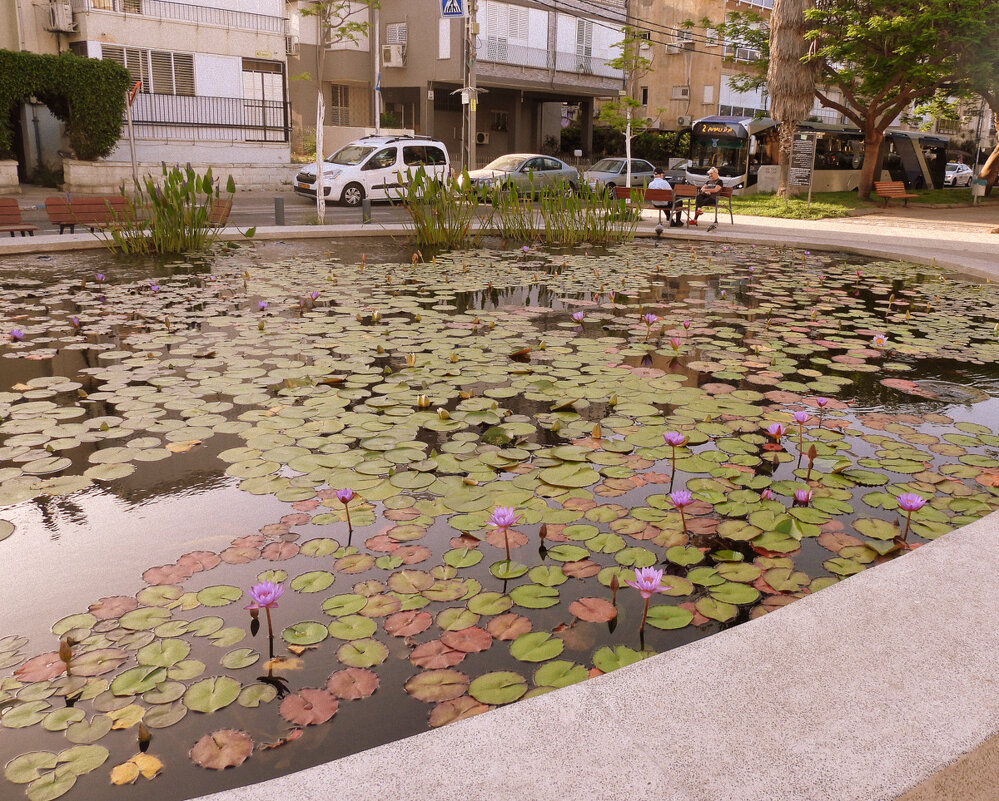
[{"x1": 689, "y1": 135, "x2": 747, "y2": 178}]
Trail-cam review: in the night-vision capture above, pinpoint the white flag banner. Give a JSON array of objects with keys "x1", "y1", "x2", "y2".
[{"x1": 315, "y1": 90, "x2": 326, "y2": 221}]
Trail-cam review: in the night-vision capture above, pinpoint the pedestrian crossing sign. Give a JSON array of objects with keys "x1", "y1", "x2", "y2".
[{"x1": 441, "y1": 0, "x2": 466, "y2": 17}]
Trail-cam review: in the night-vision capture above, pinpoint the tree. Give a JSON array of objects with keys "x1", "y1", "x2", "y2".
[
  {"x1": 709, "y1": 0, "x2": 985, "y2": 199},
  {"x1": 600, "y1": 26, "x2": 655, "y2": 188},
  {"x1": 296, "y1": 1, "x2": 379, "y2": 216},
  {"x1": 766, "y1": 0, "x2": 817, "y2": 197}
]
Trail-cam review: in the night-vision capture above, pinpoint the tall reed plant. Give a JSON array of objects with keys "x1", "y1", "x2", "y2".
[
  {"x1": 491, "y1": 180, "x2": 640, "y2": 245},
  {"x1": 398, "y1": 167, "x2": 485, "y2": 249},
  {"x1": 99, "y1": 164, "x2": 253, "y2": 255}
]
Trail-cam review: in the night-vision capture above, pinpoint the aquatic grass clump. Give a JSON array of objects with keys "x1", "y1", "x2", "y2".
[
  {"x1": 99, "y1": 164, "x2": 253, "y2": 255},
  {"x1": 398, "y1": 167, "x2": 484, "y2": 250}
]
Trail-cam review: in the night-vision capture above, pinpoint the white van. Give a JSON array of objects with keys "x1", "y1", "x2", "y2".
[{"x1": 294, "y1": 135, "x2": 451, "y2": 206}]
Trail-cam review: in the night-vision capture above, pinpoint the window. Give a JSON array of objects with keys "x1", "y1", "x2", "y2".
[
  {"x1": 386, "y1": 23, "x2": 407, "y2": 44},
  {"x1": 640, "y1": 86, "x2": 649, "y2": 106},
  {"x1": 102, "y1": 45, "x2": 193, "y2": 95},
  {"x1": 672, "y1": 30, "x2": 694, "y2": 50},
  {"x1": 576, "y1": 18, "x2": 593, "y2": 73},
  {"x1": 671, "y1": 85, "x2": 690, "y2": 100},
  {"x1": 491, "y1": 110, "x2": 508, "y2": 132},
  {"x1": 703, "y1": 85, "x2": 714, "y2": 104},
  {"x1": 363, "y1": 148, "x2": 397, "y2": 170},
  {"x1": 403, "y1": 145, "x2": 447, "y2": 166},
  {"x1": 328, "y1": 84, "x2": 350, "y2": 126},
  {"x1": 484, "y1": 1, "x2": 528, "y2": 62},
  {"x1": 439, "y1": 18, "x2": 451, "y2": 59}
]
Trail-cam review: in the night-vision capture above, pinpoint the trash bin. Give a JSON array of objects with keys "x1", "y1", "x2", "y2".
[{"x1": 971, "y1": 178, "x2": 987, "y2": 197}]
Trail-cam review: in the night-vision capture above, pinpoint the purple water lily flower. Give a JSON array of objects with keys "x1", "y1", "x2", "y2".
[
  {"x1": 311, "y1": 291, "x2": 320, "y2": 300},
  {"x1": 8, "y1": 329, "x2": 24, "y2": 342},
  {"x1": 244, "y1": 581, "x2": 284, "y2": 611},
  {"x1": 488, "y1": 506, "x2": 522, "y2": 530},
  {"x1": 149, "y1": 283, "x2": 160, "y2": 293},
  {"x1": 70, "y1": 317, "x2": 80, "y2": 328},
  {"x1": 897, "y1": 493, "x2": 926, "y2": 512},
  {"x1": 760, "y1": 488, "x2": 775, "y2": 501},
  {"x1": 95, "y1": 273, "x2": 105, "y2": 282},
  {"x1": 871, "y1": 333, "x2": 887, "y2": 348},
  {"x1": 767, "y1": 422, "x2": 786, "y2": 442},
  {"x1": 794, "y1": 488, "x2": 813, "y2": 505},
  {"x1": 793, "y1": 410, "x2": 809, "y2": 424},
  {"x1": 670, "y1": 490, "x2": 693, "y2": 508},
  {"x1": 572, "y1": 311, "x2": 585, "y2": 322},
  {"x1": 336, "y1": 488, "x2": 355, "y2": 505},
  {"x1": 720, "y1": 289, "x2": 727, "y2": 298},
  {"x1": 642, "y1": 313, "x2": 658, "y2": 326},
  {"x1": 663, "y1": 432, "x2": 687, "y2": 447},
  {"x1": 258, "y1": 301, "x2": 268, "y2": 310},
  {"x1": 896, "y1": 492, "x2": 926, "y2": 544},
  {"x1": 625, "y1": 566, "x2": 670, "y2": 600},
  {"x1": 816, "y1": 397, "x2": 828, "y2": 408}
]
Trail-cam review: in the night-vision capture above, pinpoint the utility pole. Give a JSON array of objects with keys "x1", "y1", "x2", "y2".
[
  {"x1": 373, "y1": 3, "x2": 381, "y2": 134},
  {"x1": 467, "y1": 0, "x2": 478, "y2": 170}
]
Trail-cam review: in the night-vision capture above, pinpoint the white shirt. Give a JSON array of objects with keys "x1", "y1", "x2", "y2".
[{"x1": 647, "y1": 176, "x2": 672, "y2": 206}]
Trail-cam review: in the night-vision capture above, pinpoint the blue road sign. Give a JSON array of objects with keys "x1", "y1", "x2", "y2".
[{"x1": 441, "y1": 0, "x2": 466, "y2": 17}]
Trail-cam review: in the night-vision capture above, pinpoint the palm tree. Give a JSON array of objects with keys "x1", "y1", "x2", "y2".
[{"x1": 767, "y1": 0, "x2": 817, "y2": 197}]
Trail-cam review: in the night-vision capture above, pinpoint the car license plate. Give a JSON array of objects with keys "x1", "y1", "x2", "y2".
[{"x1": 298, "y1": 182, "x2": 309, "y2": 189}]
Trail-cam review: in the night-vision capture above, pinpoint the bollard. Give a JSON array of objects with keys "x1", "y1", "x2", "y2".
[
  {"x1": 273, "y1": 197, "x2": 285, "y2": 226},
  {"x1": 361, "y1": 197, "x2": 372, "y2": 224}
]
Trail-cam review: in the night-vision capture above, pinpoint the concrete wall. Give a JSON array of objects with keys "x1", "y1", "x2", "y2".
[
  {"x1": 63, "y1": 159, "x2": 293, "y2": 193},
  {"x1": 0, "y1": 162, "x2": 21, "y2": 195}
]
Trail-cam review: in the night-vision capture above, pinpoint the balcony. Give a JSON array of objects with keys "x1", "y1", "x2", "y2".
[
  {"x1": 130, "y1": 94, "x2": 290, "y2": 143},
  {"x1": 72, "y1": 0, "x2": 287, "y2": 35},
  {"x1": 477, "y1": 41, "x2": 621, "y2": 80}
]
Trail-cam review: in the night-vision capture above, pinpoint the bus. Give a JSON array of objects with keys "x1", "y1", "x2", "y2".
[{"x1": 685, "y1": 116, "x2": 948, "y2": 192}]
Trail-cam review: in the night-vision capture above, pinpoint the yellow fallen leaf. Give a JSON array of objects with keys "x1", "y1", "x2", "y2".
[
  {"x1": 286, "y1": 645, "x2": 308, "y2": 655},
  {"x1": 131, "y1": 753, "x2": 163, "y2": 779},
  {"x1": 263, "y1": 657, "x2": 303, "y2": 672},
  {"x1": 110, "y1": 761, "x2": 140, "y2": 785},
  {"x1": 11, "y1": 383, "x2": 31, "y2": 392},
  {"x1": 165, "y1": 440, "x2": 201, "y2": 453},
  {"x1": 108, "y1": 704, "x2": 145, "y2": 729}
]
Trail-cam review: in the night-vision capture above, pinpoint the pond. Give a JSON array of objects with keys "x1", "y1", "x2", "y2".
[{"x1": 1, "y1": 239, "x2": 998, "y2": 801}]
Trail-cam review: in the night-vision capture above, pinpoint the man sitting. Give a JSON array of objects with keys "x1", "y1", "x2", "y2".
[{"x1": 648, "y1": 168, "x2": 683, "y2": 227}]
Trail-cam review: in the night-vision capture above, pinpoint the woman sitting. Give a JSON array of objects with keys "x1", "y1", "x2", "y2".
[{"x1": 689, "y1": 167, "x2": 722, "y2": 225}]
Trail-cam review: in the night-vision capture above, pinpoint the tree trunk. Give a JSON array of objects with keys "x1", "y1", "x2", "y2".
[
  {"x1": 858, "y1": 128, "x2": 885, "y2": 200},
  {"x1": 980, "y1": 111, "x2": 999, "y2": 196},
  {"x1": 777, "y1": 122, "x2": 795, "y2": 197}
]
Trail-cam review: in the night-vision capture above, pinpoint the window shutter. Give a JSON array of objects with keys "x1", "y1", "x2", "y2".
[
  {"x1": 173, "y1": 53, "x2": 195, "y2": 96},
  {"x1": 150, "y1": 50, "x2": 175, "y2": 95}
]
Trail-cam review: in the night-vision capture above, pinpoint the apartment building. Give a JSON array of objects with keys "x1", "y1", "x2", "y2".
[
  {"x1": 287, "y1": 0, "x2": 627, "y2": 167},
  {"x1": 5, "y1": 0, "x2": 291, "y2": 190}
]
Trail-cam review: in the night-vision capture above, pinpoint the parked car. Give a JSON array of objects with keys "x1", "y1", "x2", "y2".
[
  {"x1": 463, "y1": 154, "x2": 580, "y2": 193},
  {"x1": 662, "y1": 158, "x2": 693, "y2": 185},
  {"x1": 944, "y1": 162, "x2": 973, "y2": 187},
  {"x1": 584, "y1": 158, "x2": 656, "y2": 190},
  {"x1": 294, "y1": 135, "x2": 450, "y2": 206}
]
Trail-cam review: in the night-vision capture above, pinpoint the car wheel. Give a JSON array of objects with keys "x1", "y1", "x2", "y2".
[
  {"x1": 341, "y1": 183, "x2": 364, "y2": 207},
  {"x1": 965, "y1": 175, "x2": 973, "y2": 187}
]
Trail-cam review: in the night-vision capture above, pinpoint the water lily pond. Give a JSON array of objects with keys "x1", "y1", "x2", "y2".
[{"x1": 1, "y1": 239, "x2": 998, "y2": 801}]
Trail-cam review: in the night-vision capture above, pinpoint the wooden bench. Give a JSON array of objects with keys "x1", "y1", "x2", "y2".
[
  {"x1": 0, "y1": 198, "x2": 38, "y2": 237},
  {"x1": 207, "y1": 198, "x2": 232, "y2": 228},
  {"x1": 613, "y1": 186, "x2": 676, "y2": 225},
  {"x1": 874, "y1": 180, "x2": 918, "y2": 208},
  {"x1": 45, "y1": 195, "x2": 131, "y2": 234}
]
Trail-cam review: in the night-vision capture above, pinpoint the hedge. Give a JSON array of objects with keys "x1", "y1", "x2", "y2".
[{"x1": 0, "y1": 49, "x2": 130, "y2": 161}]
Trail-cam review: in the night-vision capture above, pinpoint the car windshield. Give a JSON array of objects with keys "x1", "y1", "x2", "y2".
[
  {"x1": 482, "y1": 155, "x2": 526, "y2": 172},
  {"x1": 327, "y1": 145, "x2": 375, "y2": 166},
  {"x1": 946, "y1": 163, "x2": 965, "y2": 171},
  {"x1": 590, "y1": 159, "x2": 623, "y2": 173}
]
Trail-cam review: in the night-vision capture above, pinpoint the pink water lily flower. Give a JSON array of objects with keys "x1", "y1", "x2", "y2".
[
  {"x1": 641, "y1": 313, "x2": 658, "y2": 326},
  {"x1": 871, "y1": 333, "x2": 887, "y2": 348},
  {"x1": 488, "y1": 506, "x2": 522, "y2": 529},
  {"x1": 793, "y1": 410, "x2": 809, "y2": 424},
  {"x1": 816, "y1": 397, "x2": 828, "y2": 408},
  {"x1": 572, "y1": 311, "x2": 585, "y2": 322},
  {"x1": 682, "y1": 320, "x2": 691, "y2": 330},
  {"x1": 244, "y1": 581, "x2": 284, "y2": 611},
  {"x1": 794, "y1": 488, "x2": 813, "y2": 505},
  {"x1": 336, "y1": 488, "x2": 355, "y2": 505},
  {"x1": 670, "y1": 490, "x2": 693, "y2": 508},
  {"x1": 767, "y1": 423, "x2": 786, "y2": 441},
  {"x1": 663, "y1": 431, "x2": 687, "y2": 447},
  {"x1": 897, "y1": 493, "x2": 926, "y2": 512},
  {"x1": 625, "y1": 566, "x2": 671, "y2": 599}
]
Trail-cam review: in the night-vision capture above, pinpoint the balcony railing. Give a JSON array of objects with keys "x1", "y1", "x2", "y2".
[
  {"x1": 130, "y1": 94, "x2": 289, "y2": 143},
  {"x1": 477, "y1": 42, "x2": 622, "y2": 80},
  {"x1": 73, "y1": 0, "x2": 287, "y2": 35}
]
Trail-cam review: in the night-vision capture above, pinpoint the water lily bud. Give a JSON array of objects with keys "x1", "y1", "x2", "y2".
[
  {"x1": 592, "y1": 423, "x2": 602, "y2": 439},
  {"x1": 257, "y1": 321, "x2": 265, "y2": 331},
  {"x1": 608, "y1": 394, "x2": 617, "y2": 406},
  {"x1": 417, "y1": 394, "x2": 431, "y2": 408},
  {"x1": 449, "y1": 353, "x2": 458, "y2": 363},
  {"x1": 356, "y1": 313, "x2": 363, "y2": 322},
  {"x1": 376, "y1": 345, "x2": 385, "y2": 354},
  {"x1": 437, "y1": 408, "x2": 450, "y2": 419},
  {"x1": 463, "y1": 477, "x2": 478, "y2": 486},
  {"x1": 59, "y1": 639, "x2": 73, "y2": 672},
  {"x1": 405, "y1": 354, "x2": 417, "y2": 367},
  {"x1": 371, "y1": 311, "x2": 381, "y2": 323}
]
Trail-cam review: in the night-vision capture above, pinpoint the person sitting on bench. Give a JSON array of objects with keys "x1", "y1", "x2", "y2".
[
  {"x1": 648, "y1": 168, "x2": 683, "y2": 227},
  {"x1": 689, "y1": 167, "x2": 722, "y2": 226}
]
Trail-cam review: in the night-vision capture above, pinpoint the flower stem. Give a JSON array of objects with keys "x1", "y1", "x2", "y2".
[
  {"x1": 344, "y1": 502, "x2": 352, "y2": 533},
  {"x1": 264, "y1": 606, "x2": 274, "y2": 660},
  {"x1": 639, "y1": 596, "x2": 649, "y2": 635},
  {"x1": 902, "y1": 509, "x2": 912, "y2": 542},
  {"x1": 504, "y1": 527, "x2": 510, "y2": 562}
]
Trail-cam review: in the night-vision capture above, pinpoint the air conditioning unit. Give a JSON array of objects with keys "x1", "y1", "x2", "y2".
[
  {"x1": 667, "y1": 36, "x2": 695, "y2": 54},
  {"x1": 643, "y1": 116, "x2": 660, "y2": 129},
  {"x1": 382, "y1": 43, "x2": 406, "y2": 68},
  {"x1": 677, "y1": 115, "x2": 693, "y2": 127},
  {"x1": 475, "y1": 131, "x2": 489, "y2": 145},
  {"x1": 45, "y1": 1, "x2": 77, "y2": 33},
  {"x1": 285, "y1": 35, "x2": 300, "y2": 56}
]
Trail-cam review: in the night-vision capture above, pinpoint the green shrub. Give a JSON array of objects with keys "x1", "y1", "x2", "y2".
[{"x1": 0, "y1": 50, "x2": 129, "y2": 161}]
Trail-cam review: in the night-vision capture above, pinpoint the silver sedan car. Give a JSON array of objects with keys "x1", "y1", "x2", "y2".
[
  {"x1": 465, "y1": 154, "x2": 580, "y2": 192},
  {"x1": 584, "y1": 158, "x2": 657, "y2": 189}
]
